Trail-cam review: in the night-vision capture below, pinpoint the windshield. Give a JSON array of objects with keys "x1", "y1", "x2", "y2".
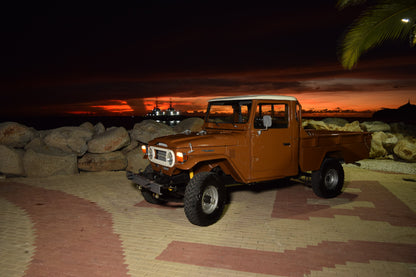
[{"x1": 206, "y1": 100, "x2": 252, "y2": 124}]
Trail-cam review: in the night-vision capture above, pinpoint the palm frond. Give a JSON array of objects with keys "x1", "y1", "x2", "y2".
[
  {"x1": 336, "y1": 0, "x2": 367, "y2": 10},
  {"x1": 340, "y1": 0, "x2": 416, "y2": 69}
]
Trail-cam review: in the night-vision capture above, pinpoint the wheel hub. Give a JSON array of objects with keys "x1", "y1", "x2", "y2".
[
  {"x1": 201, "y1": 185, "x2": 219, "y2": 214},
  {"x1": 324, "y1": 169, "x2": 339, "y2": 189}
]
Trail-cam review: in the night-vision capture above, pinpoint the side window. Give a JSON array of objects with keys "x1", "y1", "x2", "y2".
[
  {"x1": 254, "y1": 103, "x2": 288, "y2": 129},
  {"x1": 296, "y1": 103, "x2": 300, "y2": 122}
]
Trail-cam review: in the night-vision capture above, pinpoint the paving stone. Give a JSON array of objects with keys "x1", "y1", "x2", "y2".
[{"x1": 0, "y1": 167, "x2": 415, "y2": 277}]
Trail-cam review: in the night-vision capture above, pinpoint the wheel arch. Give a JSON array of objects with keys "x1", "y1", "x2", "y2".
[{"x1": 191, "y1": 158, "x2": 244, "y2": 183}]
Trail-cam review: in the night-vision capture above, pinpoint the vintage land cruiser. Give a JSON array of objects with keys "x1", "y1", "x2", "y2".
[{"x1": 127, "y1": 95, "x2": 372, "y2": 226}]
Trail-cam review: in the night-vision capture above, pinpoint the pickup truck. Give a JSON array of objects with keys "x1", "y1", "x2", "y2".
[{"x1": 127, "y1": 95, "x2": 372, "y2": 226}]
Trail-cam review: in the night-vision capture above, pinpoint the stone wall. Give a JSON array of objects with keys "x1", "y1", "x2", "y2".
[
  {"x1": 0, "y1": 117, "x2": 414, "y2": 178},
  {"x1": 0, "y1": 118, "x2": 204, "y2": 178}
]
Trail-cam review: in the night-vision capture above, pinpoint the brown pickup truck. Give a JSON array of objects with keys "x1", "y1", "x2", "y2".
[{"x1": 127, "y1": 95, "x2": 372, "y2": 226}]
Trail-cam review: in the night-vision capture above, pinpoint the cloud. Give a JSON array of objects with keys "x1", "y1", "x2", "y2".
[{"x1": 2, "y1": 55, "x2": 415, "y2": 116}]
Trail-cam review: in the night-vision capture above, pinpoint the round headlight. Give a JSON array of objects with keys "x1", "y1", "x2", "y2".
[
  {"x1": 148, "y1": 148, "x2": 154, "y2": 160},
  {"x1": 167, "y1": 152, "x2": 174, "y2": 166}
]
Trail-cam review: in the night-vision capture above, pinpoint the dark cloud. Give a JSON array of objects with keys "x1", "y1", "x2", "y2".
[{"x1": 1, "y1": 1, "x2": 415, "y2": 116}]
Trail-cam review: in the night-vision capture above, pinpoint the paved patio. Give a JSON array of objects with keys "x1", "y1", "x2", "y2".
[{"x1": 0, "y1": 166, "x2": 415, "y2": 276}]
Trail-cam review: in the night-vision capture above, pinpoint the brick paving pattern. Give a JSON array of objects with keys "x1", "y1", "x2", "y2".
[{"x1": 0, "y1": 167, "x2": 415, "y2": 276}]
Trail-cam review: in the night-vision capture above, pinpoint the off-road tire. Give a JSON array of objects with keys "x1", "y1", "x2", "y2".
[
  {"x1": 184, "y1": 172, "x2": 226, "y2": 226},
  {"x1": 141, "y1": 165, "x2": 166, "y2": 205},
  {"x1": 311, "y1": 158, "x2": 344, "y2": 198}
]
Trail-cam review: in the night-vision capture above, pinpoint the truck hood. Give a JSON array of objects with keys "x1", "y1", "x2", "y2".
[{"x1": 149, "y1": 130, "x2": 244, "y2": 149}]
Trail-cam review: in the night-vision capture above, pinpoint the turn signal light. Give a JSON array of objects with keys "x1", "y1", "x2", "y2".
[
  {"x1": 141, "y1": 145, "x2": 147, "y2": 154},
  {"x1": 176, "y1": 152, "x2": 188, "y2": 163}
]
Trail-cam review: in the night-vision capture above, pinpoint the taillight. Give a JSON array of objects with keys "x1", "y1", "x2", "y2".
[{"x1": 176, "y1": 152, "x2": 188, "y2": 163}]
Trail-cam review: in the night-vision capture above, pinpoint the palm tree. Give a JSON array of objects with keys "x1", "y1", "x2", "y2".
[{"x1": 338, "y1": 0, "x2": 416, "y2": 69}]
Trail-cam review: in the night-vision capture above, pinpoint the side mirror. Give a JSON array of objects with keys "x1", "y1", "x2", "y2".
[
  {"x1": 263, "y1": 115, "x2": 272, "y2": 129},
  {"x1": 257, "y1": 115, "x2": 272, "y2": 135}
]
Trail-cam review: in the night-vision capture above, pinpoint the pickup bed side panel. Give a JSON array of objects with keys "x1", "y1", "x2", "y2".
[{"x1": 299, "y1": 130, "x2": 371, "y2": 172}]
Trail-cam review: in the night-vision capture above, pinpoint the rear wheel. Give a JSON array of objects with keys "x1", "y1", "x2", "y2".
[
  {"x1": 311, "y1": 159, "x2": 344, "y2": 198},
  {"x1": 184, "y1": 172, "x2": 226, "y2": 226}
]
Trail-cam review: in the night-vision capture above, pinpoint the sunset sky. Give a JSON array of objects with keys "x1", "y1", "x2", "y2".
[{"x1": 1, "y1": 1, "x2": 415, "y2": 117}]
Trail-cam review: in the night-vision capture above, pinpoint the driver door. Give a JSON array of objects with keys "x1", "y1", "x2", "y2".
[{"x1": 250, "y1": 101, "x2": 297, "y2": 181}]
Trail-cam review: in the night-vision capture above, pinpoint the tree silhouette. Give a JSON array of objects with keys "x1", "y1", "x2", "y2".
[{"x1": 338, "y1": 0, "x2": 416, "y2": 69}]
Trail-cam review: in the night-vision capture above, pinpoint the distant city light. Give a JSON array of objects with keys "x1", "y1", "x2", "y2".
[{"x1": 402, "y1": 18, "x2": 410, "y2": 23}]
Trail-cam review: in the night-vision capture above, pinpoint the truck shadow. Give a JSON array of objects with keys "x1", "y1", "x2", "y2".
[{"x1": 225, "y1": 178, "x2": 358, "y2": 208}]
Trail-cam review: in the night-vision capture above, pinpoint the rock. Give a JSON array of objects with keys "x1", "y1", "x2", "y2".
[
  {"x1": 173, "y1": 117, "x2": 204, "y2": 133},
  {"x1": 393, "y1": 138, "x2": 416, "y2": 162},
  {"x1": 126, "y1": 147, "x2": 149, "y2": 173},
  {"x1": 302, "y1": 120, "x2": 329, "y2": 130},
  {"x1": 43, "y1": 127, "x2": 93, "y2": 156},
  {"x1": 390, "y1": 122, "x2": 416, "y2": 137},
  {"x1": 80, "y1": 122, "x2": 94, "y2": 132},
  {"x1": 360, "y1": 121, "x2": 391, "y2": 132},
  {"x1": 0, "y1": 145, "x2": 25, "y2": 176},
  {"x1": 382, "y1": 133, "x2": 399, "y2": 154},
  {"x1": 121, "y1": 139, "x2": 139, "y2": 155},
  {"x1": 23, "y1": 148, "x2": 78, "y2": 177},
  {"x1": 340, "y1": 121, "x2": 363, "y2": 132},
  {"x1": 322, "y1": 118, "x2": 348, "y2": 127},
  {"x1": 78, "y1": 151, "x2": 127, "y2": 172},
  {"x1": 87, "y1": 127, "x2": 130, "y2": 153},
  {"x1": 94, "y1": 122, "x2": 106, "y2": 135},
  {"x1": 0, "y1": 122, "x2": 35, "y2": 148},
  {"x1": 25, "y1": 137, "x2": 46, "y2": 150},
  {"x1": 131, "y1": 120, "x2": 176, "y2": 143},
  {"x1": 369, "y1": 132, "x2": 388, "y2": 159}
]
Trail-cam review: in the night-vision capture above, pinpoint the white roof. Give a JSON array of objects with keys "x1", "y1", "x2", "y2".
[{"x1": 208, "y1": 95, "x2": 298, "y2": 102}]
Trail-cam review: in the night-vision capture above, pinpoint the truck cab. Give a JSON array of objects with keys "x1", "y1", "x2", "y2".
[{"x1": 127, "y1": 95, "x2": 371, "y2": 226}]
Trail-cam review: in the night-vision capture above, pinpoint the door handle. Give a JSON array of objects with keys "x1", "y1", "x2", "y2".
[{"x1": 283, "y1": 142, "x2": 291, "y2": 146}]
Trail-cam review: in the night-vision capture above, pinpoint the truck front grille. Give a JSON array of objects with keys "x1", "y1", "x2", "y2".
[
  {"x1": 155, "y1": 149, "x2": 167, "y2": 162},
  {"x1": 148, "y1": 146, "x2": 175, "y2": 168}
]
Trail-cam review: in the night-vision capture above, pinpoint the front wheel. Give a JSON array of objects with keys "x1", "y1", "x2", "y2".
[
  {"x1": 184, "y1": 172, "x2": 226, "y2": 226},
  {"x1": 141, "y1": 165, "x2": 166, "y2": 205},
  {"x1": 311, "y1": 159, "x2": 344, "y2": 198}
]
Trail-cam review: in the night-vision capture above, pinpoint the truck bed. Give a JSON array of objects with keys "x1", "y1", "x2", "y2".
[{"x1": 299, "y1": 129, "x2": 372, "y2": 172}]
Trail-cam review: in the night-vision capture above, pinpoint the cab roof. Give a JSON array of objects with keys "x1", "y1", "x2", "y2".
[{"x1": 208, "y1": 95, "x2": 298, "y2": 102}]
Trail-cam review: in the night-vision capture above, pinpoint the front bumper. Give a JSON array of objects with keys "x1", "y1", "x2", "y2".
[{"x1": 126, "y1": 171, "x2": 164, "y2": 195}]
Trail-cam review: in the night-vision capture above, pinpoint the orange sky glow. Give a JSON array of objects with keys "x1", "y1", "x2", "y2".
[{"x1": 3, "y1": 2, "x2": 415, "y2": 120}]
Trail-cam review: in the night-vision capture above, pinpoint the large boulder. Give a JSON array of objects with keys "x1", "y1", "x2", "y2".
[
  {"x1": 322, "y1": 118, "x2": 348, "y2": 127},
  {"x1": 0, "y1": 122, "x2": 35, "y2": 148},
  {"x1": 360, "y1": 121, "x2": 391, "y2": 132},
  {"x1": 78, "y1": 151, "x2": 127, "y2": 172},
  {"x1": 87, "y1": 127, "x2": 130, "y2": 154},
  {"x1": 126, "y1": 147, "x2": 149, "y2": 173},
  {"x1": 173, "y1": 117, "x2": 204, "y2": 133},
  {"x1": 369, "y1": 132, "x2": 388, "y2": 158},
  {"x1": 302, "y1": 120, "x2": 329, "y2": 130},
  {"x1": 23, "y1": 148, "x2": 78, "y2": 177},
  {"x1": 0, "y1": 145, "x2": 25, "y2": 176},
  {"x1": 393, "y1": 138, "x2": 416, "y2": 162},
  {"x1": 24, "y1": 137, "x2": 46, "y2": 151},
  {"x1": 80, "y1": 122, "x2": 94, "y2": 132},
  {"x1": 382, "y1": 133, "x2": 399, "y2": 154},
  {"x1": 94, "y1": 122, "x2": 106, "y2": 135},
  {"x1": 121, "y1": 139, "x2": 139, "y2": 155},
  {"x1": 131, "y1": 120, "x2": 176, "y2": 143},
  {"x1": 340, "y1": 121, "x2": 363, "y2": 132},
  {"x1": 43, "y1": 127, "x2": 93, "y2": 156},
  {"x1": 390, "y1": 122, "x2": 416, "y2": 138}
]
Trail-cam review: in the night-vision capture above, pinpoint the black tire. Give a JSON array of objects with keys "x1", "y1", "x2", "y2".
[
  {"x1": 141, "y1": 164, "x2": 166, "y2": 205},
  {"x1": 311, "y1": 159, "x2": 344, "y2": 198},
  {"x1": 184, "y1": 172, "x2": 226, "y2": 226},
  {"x1": 141, "y1": 190, "x2": 166, "y2": 204}
]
